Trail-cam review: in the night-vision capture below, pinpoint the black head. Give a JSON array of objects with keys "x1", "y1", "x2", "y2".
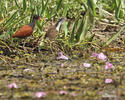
[
  {"x1": 56, "y1": 18, "x2": 66, "y2": 26},
  {"x1": 59, "y1": 18, "x2": 66, "y2": 22},
  {"x1": 33, "y1": 15, "x2": 41, "y2": 20}
]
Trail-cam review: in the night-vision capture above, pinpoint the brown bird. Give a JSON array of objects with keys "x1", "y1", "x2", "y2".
[
  {"x1": 12, "y1": 15, "x2": 42, "y2": 38},
  {"x1": 45, "y1": 18, "x2": 66, "y2": 40},
  {"x1": 44, "y1": 18, "x2": 66, "y2": 54}
]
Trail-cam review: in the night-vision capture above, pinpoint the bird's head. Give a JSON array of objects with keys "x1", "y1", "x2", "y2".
[
  {"x1": 59, "y1": 18, "x2": 66, "y2": 23},
  {"x1": 33, "y1": 15, "x2": 43, "y2": 22}
]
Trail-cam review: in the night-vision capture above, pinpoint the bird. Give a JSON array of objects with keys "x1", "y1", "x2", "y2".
[
  {"x1": 12, "y1": 15, "x2": 42, "y2": 38},
  {"x1": 45, "y1": 18, "x2": 66, "y2": 40},
  {"x1": 44, "y1": 18, "x2": 66, "y2": 54}
]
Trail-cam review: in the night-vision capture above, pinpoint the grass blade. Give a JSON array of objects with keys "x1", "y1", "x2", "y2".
[
  {"x1": 63, "y1": 21, "x2": 68, "y2": 38},
  {"x1": 62, "y1": 4, "x2": 68, "y2": 17},
  {"x1": 69, "y1": 19, "x2": 79, "y2": 43},
  {"x1": 30, "y1": 0, "x2": 34, "y2": 12},
  {"x1": 79, "y1": 16, "x2": 88, "y2": 42},
  {"x1": 23, "y1": 0, "x2": 26, "y2": 12},
  {"x1": 46, "y1": 7, "x2": 51, "y2": 19},
  {"x1": 41, "y1": 0, "x2": 49, "y2": 15},
  {"x1": 14, "y1": 0, "x2": 19, "y2": 8},
  {"x1": 87, "y1": 34, "x2": 95, "y2": 42},
  {"x1": 75, "y1": 19, "x2": 84, "y2": 42},
  {"x1": 4, "y1": 28, "x2": 11, "y2": 40},
  {"x1": 103, "y1": 25, "x2": 125, "y2": 46},
  {"x1": 4, "y1": 11, "x2": 18, "y2": 28},
  {"x1": 57, "y1": 0, "x2": 63, "y2": 12},
  {"x1": 87, "y1": 0, "x2": 96, "y2": 16}
]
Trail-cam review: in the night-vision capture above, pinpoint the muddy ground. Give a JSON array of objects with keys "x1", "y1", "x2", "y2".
[{"x1": 0, "y1": 21, "x2": 125, "y2": 100}]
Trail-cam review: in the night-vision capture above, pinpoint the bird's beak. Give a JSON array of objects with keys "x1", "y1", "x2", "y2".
[{"x1": 38, "y1": 17, "x2": 43, "y2": 22}]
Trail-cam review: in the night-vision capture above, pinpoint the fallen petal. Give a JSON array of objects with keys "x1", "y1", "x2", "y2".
[
  {"x1": 58, "y1": 52, "x2": 63, "y2": 56},
  {"x1": 59, "y1": 90, "x2": 68, "y2": 95},
  {"x1": 57, "y1": 52, "x2": 68, "y2": 60},
  {"x1": 24, "y1": 68, "x2": 31, "y2": 72},
  {"x1": 105, "y1": 62, "x2": 114, "y2": 70},
  {"x1": 97, "y1": 53, "x2": 107, "y2": 60},
  {"x1": 91, "y1": 53, "x2": 98, "y2": 57},
  {"x1": 105, "y1": 79, "x2": 113, "y2": 83},
  {"x1": 61, "y1": 63, "x2": 65, "y2": 67},
  {"x1": 8, "y1": 83, "x2": 18, "y2": 89},
  {"x1": 35, "y1": 92, "x2": 46, "y2": 98},
  {"x1": 71, "y1": 92, "x2": 76, "y2": 96},
  {"x1": 82, "y1": 63, "x2": 91, "y2": 68}
]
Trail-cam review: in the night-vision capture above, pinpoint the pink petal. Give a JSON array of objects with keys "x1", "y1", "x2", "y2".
[
  {"x1": 105, "y1": 79, "x2": 113, "y2": 83},
  {"x1": 59, "y1": 90, "x2": 68, "y2": 95},
  {"x1": 61, "y1": 63, "x2": 64, "y2": 67},
  {"x1": 105, "y1": 65, "x2": 109, "y2": 70},
  {"x1": 97, "y1": 53, "x2": 107, "y2": 60},
  {"x1": 57, "y1": 52, "x2": 68, "y2": 60},
  {"x1": 8, "y1": 83, "x2": 18, "y2": 89},
  {"x1": 106, "y1": 62, "x2": 114, "y2": 67},
  {"x1": 71, "y1": 92, "x2": 76, "y2": 96},
  {"x1": 24, "y1": 68, "x2": 31, "y2": 72},
  {"x1": 8, "y1": 35, "x2": 10, "y2": 39},
  {"x1": 105, "y1": 62, "x2": 114, "y2": 70},
  {"x1": 82, "y1": 63, "x2": 91, "y2": 68},
  {"x1": 63, "y1": 86, "x2": 67, "y2": 89},
  {"x1": 91, "y1": 53, "x2": 98, "y2": 57},
  {"x1": 58, "y1": 52, "x2": 63, "y2": 56},
  {"x1": 35, "y1": 92, "x2": 46, "y2": 98}
]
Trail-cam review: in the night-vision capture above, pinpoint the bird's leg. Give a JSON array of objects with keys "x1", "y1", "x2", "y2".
[
  {"x1": 23, "y1": 40, "x2": 26, "y2": 48},
  {"x1": 49, "y1": 41, "x2": 53, "y2": 54},
  {"x1": 23, "y1": 38, "x2": 28, "y2": 52},
  {"x1": 32, "y1": 35, "x2": 43, "y2": 52},
  {"x1": 49, "y1": 41, "x2": 56, "y2": 55},
  {"x1": 23, "y1": 40, "x2": 26, "y2": 51}
]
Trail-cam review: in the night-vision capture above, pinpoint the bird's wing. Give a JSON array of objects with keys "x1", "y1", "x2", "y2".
[
  {"x1": 45, "y1": 26, "x2": 58, "y2": 39},
  {"x1": 12, "y1": 25, "x2": 33, "y2": 38}
]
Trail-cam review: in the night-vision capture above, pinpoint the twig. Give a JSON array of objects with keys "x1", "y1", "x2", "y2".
[{"x1": 0, "y1": 40, "x2": 12, "y2": 52}]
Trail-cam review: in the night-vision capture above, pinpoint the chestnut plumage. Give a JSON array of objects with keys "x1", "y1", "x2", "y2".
[
  {"x1": 45, "y1": 18, "x2": 66, "y2": 40},
  {"x1": 12, "y1": 15, "x2": 41, "y2": 38}
]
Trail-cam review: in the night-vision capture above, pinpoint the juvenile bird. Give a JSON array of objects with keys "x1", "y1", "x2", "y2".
[
  {"x1": 43, "y1": 18, "x2": 66, "y2": 54},
  {"x1": 45, "y1": 18, "x2": 66, "y2": 40}
]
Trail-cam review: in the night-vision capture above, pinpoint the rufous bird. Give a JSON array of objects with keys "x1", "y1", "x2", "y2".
[
  {"x1": 12, "y1": 15, "x2": 42, "y2": 38},
  {"x1": 45, "y1": 18, "x2": 66, "y2": 40}
]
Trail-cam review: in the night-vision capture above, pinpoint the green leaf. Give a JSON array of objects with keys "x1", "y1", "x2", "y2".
[
  {"x1": 4, "y1": 11, "x2": 18, "y2": 28},
  {"x1": 36, "y1": 21, "x2": 43, "y2": 32},
  {"x1": 79, "y1": 16, "x2": 88, "y2": 42},
  {"x1": 114, "y1": 0, "x2": 124, "y2": 20},
  {"x1": 23, "y1": 0, "x2": 26, "y2": 12},
  {"x1": 46, "y1": 7, "x2": 51, "y2": 19},
  {"x1": 41, "y1": 0, "x2": 49, "y2": 15},
  {"x1": 57, "y1": 0, "x2": 63, "y2": 12},
  {"x1": 62, "y1": 4, "x2": 68, "y2": 17},
  {"x1": 14, "y1": 0, "x2": 19, "y2": 8},
  {"x1": 103, "y1": 25, "x2": 125, "y2": 46},
  {"x1": 30, "y1": 0, "x2": 34, "y2": 11},
  {"x1": 4, "y1": 28, "x2": 11, "y2": 40},
  {"x1": 75, "y1": 19, "x2": 84, "y2": 42},
  {"x1": 63, "y1": 21, "x2": 68, "y2": 38},
  {"x1": 87, "y1": 0, "x2": 96, "y2": 16},
  {"x1": 119, "y1": 9, "x2": 124, "y2": 18},
  {"x1": 67, "y1": 21, "x2": 71, "y2": 29},
  {"x1": 87, "y1": 34, "x2": 95, "y2": 42},
  {"x1": 69, "y1": 19, "x2": 79, "y2": 43},
  {"x1": 88, "y1": 10, "x2": 94, "y2": 29}
]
